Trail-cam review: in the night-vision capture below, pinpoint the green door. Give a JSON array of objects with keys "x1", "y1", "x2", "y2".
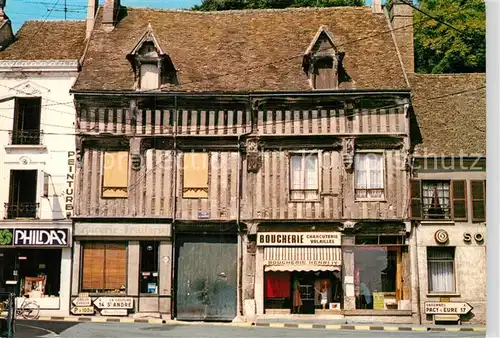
[{"x1": 175, "y1": 235, "x2": 237, "y2": 321}]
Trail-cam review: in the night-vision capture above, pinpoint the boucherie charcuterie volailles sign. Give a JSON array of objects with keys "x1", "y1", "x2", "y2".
[
  {"x1": 257, "y1": 232, "x2": 341, "y2": 246},
  {"x1": 0, "y1": 228, "x2": 70, "y2": 247}
]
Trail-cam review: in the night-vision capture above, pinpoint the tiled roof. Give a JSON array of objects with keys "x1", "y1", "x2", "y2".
[
  {"x1": 409, "y1": 73, "x2": 486, "y2": 156},
  {"x1": 73, "y1": 6, "x2": 409, "y2": 92},
  {"x1": 0, "y1": 20, "x2": 86, "y2": 60}
]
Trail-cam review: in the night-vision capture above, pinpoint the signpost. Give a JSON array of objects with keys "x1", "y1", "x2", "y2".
[
  {"x1": 93, "y1": 297, "x2": 133, "y2": 309},
  {"x1": 100, "y1": 309, "x2": 128, "y2": 316},
  {"x1": 73, "y1": 297, "x2": 92, "y2": 307},
  {"x1": 70, "y1": 306, "x2": 94, "y2": 315},
  {"x1": 424, "y1": 302, "x2": 473, "y2": 315}
]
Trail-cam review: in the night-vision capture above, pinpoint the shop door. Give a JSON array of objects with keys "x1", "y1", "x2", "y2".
[{"x1": 175, "y1": 235, "x2": 237, "y2": 321}]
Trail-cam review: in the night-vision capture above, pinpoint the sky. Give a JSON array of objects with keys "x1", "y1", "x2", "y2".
[{"x1": 5, "y1": 0, "x2": 374, "y2": 33}]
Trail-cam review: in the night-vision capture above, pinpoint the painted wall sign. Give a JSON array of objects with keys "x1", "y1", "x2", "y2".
[
  {"x1": 424, "y1": 302, "x2": 472, "y2": 315},
  {"x1": 75, "y1": 223, "x2": 171, "y2": 237},
  {"x1": 264, "y1": 259, "x2": 341, "y2": 266},
  {"x1": 100, "y1": 309, "x2": 128, "y2": 316},
  {"x1": 65, "y1": 151, "x2": 76, "y2": 218},
  {"x1": 0, "y1": 229, "x2": 70, "y2": 247},
  {"x1": 257, "y1": 232, "x2": 341, "y2": 246},
  {"x1": 70, "y1": 306, "x2": 94, "y2": 315},
  {"x1": 463, "y1": 232, "x2": 484, "y2": 243},
  {"x1": 93, "y1": 297, "x2": 133, "y2": 309},
  {"x1": 434, "y1": 229, "x2": 449, "y2": 244}
]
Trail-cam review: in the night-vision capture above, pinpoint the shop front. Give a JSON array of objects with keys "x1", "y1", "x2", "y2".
[
  {"x1": 0, "y1": 223, "x2": 72, "y2": 316},
  {"x1": 71, "y1": 221, "x2": 172, "y2": 317},
  {"x1": 255, "y1": 231, "x2": 343, "y2": 315}
]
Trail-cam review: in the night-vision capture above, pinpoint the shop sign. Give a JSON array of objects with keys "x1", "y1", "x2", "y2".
[
  {"x1": 373, "y1": 292, "x2": 385, "y2": 310},
  {"x1": 463, "y1": 232, "x2": 484, "y2": 244},
  {"x1": 0, "y1": 228, "x2": 70, "y2": 247},
  {"x1": 257, "y1": 232, "x2": 341, "y2": 246},
  {"x1": 75, "y1": 223, "x2": 171, "y2": 237},
  {"x1": 100, "y1": 309, "x2": 128, "y2": 316},
  {"x1": 94, "y1": 297, "x2": 134, "y2": 309},
  {"x1": 265, "y1": 259, "x2": 341, "y2": 266},
  {"x1": 424, "y1": 302, "x2": 472, "y2": 315},
  {"x1": 71, "y1": 306, "x2": 94, "y2": 315},
  {"x1": 65, "y1": 151, "x2": 76, "y2": 218},
  {"x1": 73, "y1": 297, "x2": 92, "y2": 307}
]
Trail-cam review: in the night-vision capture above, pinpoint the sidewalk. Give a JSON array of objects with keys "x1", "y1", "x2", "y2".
[{"x1": 25, "y1": 315, "x2": 486, "y2": 333}]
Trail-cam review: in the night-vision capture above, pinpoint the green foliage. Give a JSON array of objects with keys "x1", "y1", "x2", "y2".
[
  {"x1": 192, "y1": 0, "x2": 364, "y2": 11},
  {"x1": 414, "y1": 0, "x2": 485, "y2": 74}
]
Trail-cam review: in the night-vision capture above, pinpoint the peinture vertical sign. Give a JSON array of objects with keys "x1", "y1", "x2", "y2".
[{"x1": 65, "y1": 151, "x2": 76, "y2": 218}]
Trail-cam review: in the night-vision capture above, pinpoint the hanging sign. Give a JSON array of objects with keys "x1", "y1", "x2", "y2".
[
  {"x1": 94, "y1": 297, "x2": 133, "y2": 309},
  {"x1": 65, "y1": 151, "x2": 76, "y2": 218},
  {"x1": 424, "y1": 302, "x2": 472, "y2": 315},
  {"x1": 257, "y1": 232, "x2": 341, "y2": 246},
  {"x1": 71, "y1": 306, "x2": 94, "y2": 315}
]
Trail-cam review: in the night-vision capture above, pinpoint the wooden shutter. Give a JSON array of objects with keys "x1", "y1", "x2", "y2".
[
  {"x1": 451, "y1": 180, "x2": 467, "y2": 221},
  {"x1": 104, "y1": 243, "x2": 127, "y2": 290},
  {"x1": 314, "y1": 58, "x2": 336, "y2": 89},
  {"x1": 410, "y1": 179, "x2": 422, "y2": 219},
  {"x1": 82, "y1": 243, "x2": 105, "y2": 290},
  {"x1": 102, "y1": 151, "x2": 129, "y2": 198},
  {"x1": 183, "y1": 152, "x2": 209, "y2": 198},
  {"x1": 471, "y1": 180, "x2": 486, "y2": 222}
]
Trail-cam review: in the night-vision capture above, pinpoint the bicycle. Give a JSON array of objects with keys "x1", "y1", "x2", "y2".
[{"x1": 3, "y1": 297, "x2": 40, "y2": 320}]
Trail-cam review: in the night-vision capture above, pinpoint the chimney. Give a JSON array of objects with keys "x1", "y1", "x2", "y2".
[
  {"x1": 372, "y1": 0, "x2": 383, "y2": 14},
  {"x1": 387, "y1": 0, "x2": 414, "y2": 73},
  {"x1": 0, "y1": 0, "x2": 14, "y2": 50},
  {"x1": 86, "y1": 0, "x2": 98, "y2": 39},
  {"x1": 103, "y1": 0, "x2": 120, "y2": 27}
]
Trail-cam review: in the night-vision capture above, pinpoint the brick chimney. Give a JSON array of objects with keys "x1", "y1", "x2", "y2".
[
  {"x1": 103, "y1": 0, "x2": 120, "y2": 28},
  {"x1": 86, "y1": 0, "x2": 98, "y2": 39},
  {"x1": 387, "y1": 0, "x2": 414, "y2": 73},
  {"x1": 0, "y1": 0, "x2": 14, "y2": 51}
]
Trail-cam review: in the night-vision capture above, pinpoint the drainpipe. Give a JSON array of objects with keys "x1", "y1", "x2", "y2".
[
  {"x1": 414, "y1": 224, "x2": 422, "y2": 324},
  {"x1": 170, "y1": 95, "x2": 178, "y2": 319},
  {"x1": 236, "y1": 96, "x2": 255, "y2": 317}
]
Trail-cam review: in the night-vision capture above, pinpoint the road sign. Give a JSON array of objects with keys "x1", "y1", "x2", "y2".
[
  {"x1": 71, "y1": 306, "x2": 94, "y2": 315},
  {"x1": 424, "y1": 302, "x2": 473, "y2": 315},
  {"x1": 100, "y1": 309, "x2": 128, "y2": 316},
  {"x1": 93, "y1": 297, "x2": 133, "y2": 309},
  {"x1": 73, "y1": 297, "x2": 92, "y2": 307}
]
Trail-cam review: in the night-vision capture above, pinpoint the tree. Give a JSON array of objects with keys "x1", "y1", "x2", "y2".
[
  {"x1": 414, "y1": 0, "x2": 485, "y2": 74},
  {"x1": 192, "y1": 0, "x2": 364, "y2": 11}
]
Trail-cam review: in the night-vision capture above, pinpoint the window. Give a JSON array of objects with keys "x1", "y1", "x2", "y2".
[
  {"x1": 140, "y1": 63, "x2": 159, "y2": 90},
  {"x1": 313, "y1": 57, "x2": 336, "y2": 89},
  {"x1": 102, "y1": 151, "x2": 129, "y2": 198},
  {"x1": 411, "y1": 180, "x2": 468, "y2": 221},
  {"x1": 183, "y1": 152, "x2": 209, "y2": 198},
  {"x1": 11, "y1": 97, "x2": 42, "y2": 145},
  {"x1": 140, "y1": 241, "x2": 159, "y2": 294},
  {"x1": 471, "y1": 180, "x2": 486, "y2": 222},
  {"x1": 354, "y1": 153, "x2": 384, "y2": 200},
  {"x1": 81, "y1": 242, "x2": 127, "y2": 293},
  {"x1": 427, "y1": 247, "x2": 455, "y2": 294},
  {"x1": 290, "y1": 153, "x2": 319, "y2": 201},
  {"x1": 6, "y1": 170, "x2": 38, "y2": 219}
]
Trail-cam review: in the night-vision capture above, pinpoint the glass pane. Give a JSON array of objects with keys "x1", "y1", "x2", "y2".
[
  {"x1": 304, "y1": 155, "x2": 318, "y2": 189},
  {"x1": 428, "y1": 261, "x2": 455, "y2": 293},
  {"x1": 290, "y1": 156, "x2": 303, "y2": 190}
]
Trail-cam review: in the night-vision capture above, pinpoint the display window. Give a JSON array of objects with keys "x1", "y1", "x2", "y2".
[
  {"x1": 81, "y1": 242, "x2": 127, "y2": 294},
  {"x1": 353, "y1": 235, "x2": 409, "y2": 311},
  {"x1": 0, "y1": 249, "x2": 61, "y2": 299}
]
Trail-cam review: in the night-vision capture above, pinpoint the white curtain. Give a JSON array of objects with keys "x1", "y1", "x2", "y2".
[
  {"x1": 290, "y1": 154, "x2": 318, "y2": 200},
  {"x1": 422, "y1": 182, "x2": 450, "y2": 217},
  {"x1": 355, "y1": 153, "x2": 384, "y2": 199},
  {"x1": 427, "y1": 248, "x2": 455, "y2": 293}
]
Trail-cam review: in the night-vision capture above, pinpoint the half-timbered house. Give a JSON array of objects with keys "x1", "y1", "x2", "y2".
[{"x1": 70, "y1": 0, "x2": 417, "y2": 322}]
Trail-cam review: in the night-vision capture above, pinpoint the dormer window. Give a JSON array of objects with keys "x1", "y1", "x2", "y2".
[
  {"x1": 303, "y1": 26, "x2": 344, "y2": 90},
  {"x1": 127, "y1": 24, "x2": 177, "y2": 91}
]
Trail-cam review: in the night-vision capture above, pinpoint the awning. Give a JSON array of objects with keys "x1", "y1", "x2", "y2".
[{"x1": 264, "y1": 247, "x2": 342, "y2": 272}]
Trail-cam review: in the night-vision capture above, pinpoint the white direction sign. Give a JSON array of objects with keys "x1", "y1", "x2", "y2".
[
  {"x1": 94, "y1": 297, "x2": 134, "y2": 309},
  {"x1": 71, "y1": 306, "x2": 94, "y2": 315},
  {"x1": 101, "y1": 309, "x2": 128, "y2": 316},
  {"x1": 73, "y1": 297, "x2": 92, "y2": 307},
  {"x1": 424, "y1": 302, "x2": 473, "y2": 315}
]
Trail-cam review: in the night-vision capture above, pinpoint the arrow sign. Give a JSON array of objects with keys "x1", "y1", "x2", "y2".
[
  {"x1": 73, "y1": 297, "x2": 92, "y2": 307},
  {"x1": 71, "y1": 306, "x2": 94, "y2": 315},
  {"x1": 424, "y1": 302, "x2": 473, "y2": 315},
  {"x1": 93, "y1": 297, "x2": 133, "y2": 309}
]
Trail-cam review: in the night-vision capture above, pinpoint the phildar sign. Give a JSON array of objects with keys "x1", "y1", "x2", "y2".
[
  {"x1": 257, "y1": 232, "x2": 341, "y2": 246},
  {"x1": 94, "y1": 297, "x2": 133, "y2": 309},
  {"x1": 0, "y1": 229, "x2": 70, "y2": 247},
  {"x1": 424, "y1": 302, "x2": 473, "y2": 315}
]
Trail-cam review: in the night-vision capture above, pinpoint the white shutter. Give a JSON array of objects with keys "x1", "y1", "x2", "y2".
[{"x1": 140, "y1": 63, "x2": 159, "y2": 90}]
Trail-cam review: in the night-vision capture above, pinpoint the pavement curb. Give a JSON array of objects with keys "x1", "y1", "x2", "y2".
[{"x1": 29, "y1": 316, "x2": 486, "y2": 332}]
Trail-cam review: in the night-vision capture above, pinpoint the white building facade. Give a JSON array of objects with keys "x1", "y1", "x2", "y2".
[{"x1": 0, "y1": 16, "x2": 86, "y2": 316}]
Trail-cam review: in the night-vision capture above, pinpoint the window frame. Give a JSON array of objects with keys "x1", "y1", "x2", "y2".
[
  {"x1": 470, "y1": 180, "x2": 486, "y2": 222},
  {"x1": 139, "y1": 62, "x2": 160, "y2": 90},
  {"x1": 101, "y1": 151, "x2": 130, "y2": 199},
  {"x1": 288, "y1": 150, "x2": 321, "y2": 202},
  {"x1": 353, "y1": 150, "x2": 386, "y2": 202},
  {"x1": 426, "y1": 246, "x2": 457, "y2": 295},
  {"x1": 421, "y1": 180, "x2": 452, "y2": 220}
]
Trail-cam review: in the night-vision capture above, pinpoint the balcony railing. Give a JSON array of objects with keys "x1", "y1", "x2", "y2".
[
  {"x1": 8, "y1": 130, "x2": 43, "y2": 145},
  {"x1": 422, "y1": 203, "x2": 451, "y2": 220},
  {"x1": 4, "y1": 202, "x2": 40, "y2": 219}
]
